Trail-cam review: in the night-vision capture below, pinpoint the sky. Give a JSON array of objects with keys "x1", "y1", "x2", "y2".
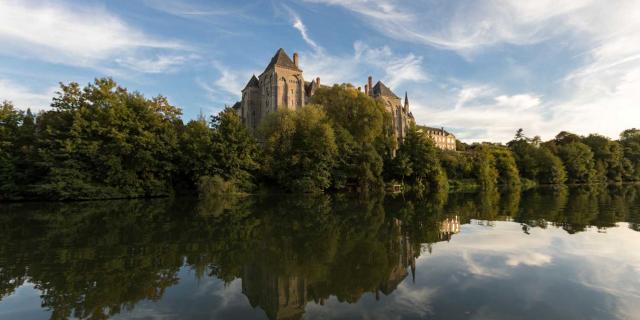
[{"x1": 0, "y1": 0, "x2": 639, "y2": 143}]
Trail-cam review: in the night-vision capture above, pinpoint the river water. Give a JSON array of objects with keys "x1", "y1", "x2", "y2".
[{"x1": 1, "y1": 185, "x2": 639, "y2": 319}]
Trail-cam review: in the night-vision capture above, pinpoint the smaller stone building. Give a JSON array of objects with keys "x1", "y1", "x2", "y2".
[{"x1": 417, "y1": 126, "x2": 457, "y2": 151}]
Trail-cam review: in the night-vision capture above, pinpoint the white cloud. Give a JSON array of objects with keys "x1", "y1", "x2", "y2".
[
  {"x1": 0, "y1": 79, "x2": 55, "y2": 112},
  {"x1": 306, "y1": 0, "x2": 640, "y2": 142},
  {"x1": 197, "y1": 62, "x2": 259, "y2": 107},
  {"x1": 0, "y1": 0, "x2": 189, "y2": 72},
  {"x1": 304, "y1": 0, "x2": 592, "y2": 52},
  {"x1": 410, "y1": 85, "x2": 546, "y2": 142},
  {"x1": 284, "y1": 6, "x2": 321, "y2": 52},
  {"x1": 115, "y1": 54, "x2": 198, "y2": 74},
  {"x1": 506, "y1": 253, "x2": 552, "y2": 267},
  {"x1": 299, "y1": 41, "x2": 427, "y2": 90}
]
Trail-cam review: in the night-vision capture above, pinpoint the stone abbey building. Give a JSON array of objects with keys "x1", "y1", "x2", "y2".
[{"x1": 234, "y1": 48, "x2": 455, "y2": 150}]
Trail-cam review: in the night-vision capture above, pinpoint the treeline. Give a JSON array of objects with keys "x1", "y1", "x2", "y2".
[{"x1": 1, "y1": 78, "x2": 639, "y2": 200}]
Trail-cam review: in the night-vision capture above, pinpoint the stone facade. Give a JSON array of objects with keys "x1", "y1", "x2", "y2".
[
  {"x1": 236, "y1": 48, "x2": 455, "y2": 149},
  {"x1": 417, "y1": 126, "x2": 457, "y2": 151}
]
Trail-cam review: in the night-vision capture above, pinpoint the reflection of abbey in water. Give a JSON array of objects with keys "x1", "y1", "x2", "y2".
[
  {"x1": 240, "y1": 216, "x2": 460, "y2": 320},
  {"x1": 439, "y1": 216, "x2": 461, "y2": 241}
]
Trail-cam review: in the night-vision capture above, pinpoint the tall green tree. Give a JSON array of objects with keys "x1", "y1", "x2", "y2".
[
  {"x1": 395, "y1": 125, "x2": 447, "y2": 192},
  {"x1": 490, "y1": 146, "x2": 521, "y2": 187},
  {"x1": 508, "y1": 129, "x2": 566, "y2": 185},
  {"x1": 471, "y1": 144, "x2": 498, "y2": 189},
  {"x1": 177, "y1": 116, "x2": 215, "y2": 188},
  {"x1": 33, "y1": 78, "x2": 183, "y2": 199},
  {"x1": 620, "y1": 129, "x2": 640, "y2": 180},
  {"x1": 210, "y1": 107, "x2": 260, "y2": 191},
  {"x1": 310, "y1": 85, "x2": 388, "y2": 192},
  {"x1": 557, "y1": 142, "x2": 597, "y2": 183},
  {"x1": 260, "y1": 105, "x2": 337, "y2": 193},
  {"x1": 582, "y1": 134, "x2": 625, "y2": 182}
]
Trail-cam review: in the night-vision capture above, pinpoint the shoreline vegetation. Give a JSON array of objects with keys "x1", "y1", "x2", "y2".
[{"x1": 1, "y1": 78, "x2": 639, "y2": 201}]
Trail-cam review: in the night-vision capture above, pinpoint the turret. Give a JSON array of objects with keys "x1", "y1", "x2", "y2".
[
  {"x1": 404, "y1": 91, "x2": 409, "y2": 112},
  {"x1": 364, "y1": 84, "x2": 369, "y2": 95},
  {"x1": 316, "y1": 76, "x2": 320, "y2": 87},
  {"x1": 293, "y1": 52, "x2": 299, "y2": 67},
  {"x1": 368, "y1": 76, "x2": 373, "y2": 96}
]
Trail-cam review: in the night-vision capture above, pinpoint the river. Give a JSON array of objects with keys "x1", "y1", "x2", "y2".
[{"x1": 1, "y1": 185, "x2": 639, "y2": 319}]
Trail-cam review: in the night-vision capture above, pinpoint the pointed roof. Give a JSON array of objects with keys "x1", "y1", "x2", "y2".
[
  {"x1": 404, "y1": 91, "x2": 409, "y2": 105},
  {"x1": 372, "y1": 81, "x2": 399, "y2": 99},
  {"x1": 262, "y1": 48, "x2": 300, "y2": 74},
  {"x1": 244, "y1": 75, "x2": 259, "y2": 89}
]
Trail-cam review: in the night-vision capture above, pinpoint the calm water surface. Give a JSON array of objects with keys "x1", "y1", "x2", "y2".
[{"x1": 1, "y1": 185, "x2": 640, "y2": 320}]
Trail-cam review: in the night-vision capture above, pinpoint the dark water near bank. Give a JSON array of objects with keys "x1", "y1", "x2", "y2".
[{"x1": 1, "y1": 185, "x2": 640, "y2": 320}]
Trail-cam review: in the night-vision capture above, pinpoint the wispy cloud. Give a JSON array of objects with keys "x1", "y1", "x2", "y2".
[
  {"x1": 304, "y1": 0, "x2": 591, "y2": 52},
  {"x1": 283, "y1": 6, "x2": 321, "y2": 52},
  {"x1": 408, "y1": 84, "x2": 548, "y2": 142},
  {"x1": 197, "y1": 61, "x2": 259, "y2": 107},
  {"x1": 0, "y1": 79, "x2": 55, "y2": 112},
  {"x1": 0, "y1": 0, "x2": 190, "y2": 73},
  {"x1": 299, "y1": 41, "x2": 428, "y2": 91},
  {"x1": 115, "y1": 54, "x2": 199, "y2": 74},
  {"x1": 304, "y1": 0, "x2": 640, "y2": 141}
]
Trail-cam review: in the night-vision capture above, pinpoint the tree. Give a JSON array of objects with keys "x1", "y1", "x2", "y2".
[
  {"x1": 471, "y1": 145, "x2": 498, "y2": 189},
  {"x1": 210, "y1": 107, "x2": 260, "y2": 191},
  {"x1": 490, "y1": 146, "x2": 521, "y2": 187},
  {"x1": 177, "y1": 116, "x2": 215, "y2": 188},
  {"x1": 310, "y1": 84, "x2": 385, "y2": 145},
  {"x1": 508, "y1": 130, "x2": 566, "y2": 185},
  {"x1": 582, "y1": 134, "x2": 624, "y2": 182},
  {"x1": 514, "y1": 128, "x2": 526, "y2": 141},
  {"x1": 0, "y1": 101, "x2": 24, "y2": 197},
  {"x1": 620, "y1": 128, "x2": 640, "y2": 180},
  {"x1": 558, "y1": 142, "x2": 597, "y2": 183},
  {"x1": 395, "y1": 125, "x2": 447, "y2": 192},
  {"x1": 535, "y1": 147, "x2": 567, "y2": 184},
  {"x1": 310, "y1": 85, "x2": 389, "y2": 192},
  {"x1": 31, "y1": 78, "x2": 183, "y2": 199},
  {"x1": 260, "y1": 105, "x2": 337, "y2": 193}
]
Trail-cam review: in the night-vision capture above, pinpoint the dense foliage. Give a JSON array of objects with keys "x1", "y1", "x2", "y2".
[
  {"x1": 259, "y1": 104, "x2": 337, "y2": 192},
  {"x1": 1, "y1": 79, "x2": 639, "y2": 200}
]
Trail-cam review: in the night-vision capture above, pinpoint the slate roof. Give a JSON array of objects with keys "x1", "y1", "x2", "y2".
[
  {"x1": 262, "y1": 48, "x2": 300, "y2": 74},
  {"x1": 244, "y1": 75, "x2": 259, "y2": 89},
  {"x1": 304, "y1": 80, "x2": 330, "y2": 96},
  {"x1": 372, "y1": 81, "x2": 399, "y2": 99},
  {"x1": 417, "y1": 125, "x2": 454, "y2": 136}
]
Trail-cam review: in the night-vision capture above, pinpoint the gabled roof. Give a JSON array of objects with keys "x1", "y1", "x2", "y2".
[
  {"x1": 304, "y1": 80, "x2": 330, "y2": 96},
  {"x1": 417, "y1": 125, "x2": 454, "y2": 137},
  {"x1": 372, "y1": 81, "x2": 399, "y2": 99},
  {"x1": 244, "y1": 75, "x2": 259, "y2": 89},
  {"x1": 262, "y1": 48, "x2": 300, "y2": 74}
]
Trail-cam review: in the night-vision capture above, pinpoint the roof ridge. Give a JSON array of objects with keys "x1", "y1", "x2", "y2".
[
  {"x1": 373, "y1": 81, "x2": 399, "y2": 99},
  {"x1": 262, "y1": 48, "x2": 300, "y2": 74}
]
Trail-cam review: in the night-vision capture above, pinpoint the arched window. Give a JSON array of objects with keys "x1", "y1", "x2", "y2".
[{"x1": 280, "y1": 77, "x2": 288, "y2": 109}]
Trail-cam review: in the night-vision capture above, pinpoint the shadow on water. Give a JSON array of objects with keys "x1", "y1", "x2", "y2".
[{"x1": 0, "y1": 184, "x2": 639, "y2": 319}]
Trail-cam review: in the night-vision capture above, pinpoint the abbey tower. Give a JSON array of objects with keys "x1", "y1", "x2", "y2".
[{"x1": 236, "y1": 48, "x2": 453, "y2": 149}]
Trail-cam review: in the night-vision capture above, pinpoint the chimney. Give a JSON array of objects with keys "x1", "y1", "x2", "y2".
[
  {"x1": 293, "y1": 52, "x2": 299, "y2": 67},
  {"x1": 368, "y1": 76, "x2": 373, "y2": 96},
  {"x1": 316, "y1": 77, "x2": 320, "y2": 87},
  {"x1": 364, "y1": 84, "x2": 369, "y2": 95}
]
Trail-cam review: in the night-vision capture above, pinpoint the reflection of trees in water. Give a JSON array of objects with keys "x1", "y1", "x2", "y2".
[{"x1": 0, "y1": 184, "x2": 639, "y2": 319}]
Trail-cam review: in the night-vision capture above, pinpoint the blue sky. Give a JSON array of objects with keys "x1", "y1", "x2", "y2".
[{"x1": 1, "y1": 0, "x2": 639, "y2": 142}]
